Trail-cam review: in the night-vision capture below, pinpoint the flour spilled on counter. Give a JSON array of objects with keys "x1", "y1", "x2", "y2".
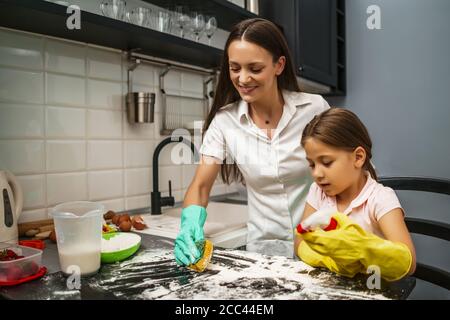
[{"x1": 91, "y1": 248, "x2": 388, "y2": 300}]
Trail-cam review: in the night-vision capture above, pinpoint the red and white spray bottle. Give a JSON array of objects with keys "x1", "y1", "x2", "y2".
[{"x1": 296, "y1": 208, "x2": 338, "y2": 234}]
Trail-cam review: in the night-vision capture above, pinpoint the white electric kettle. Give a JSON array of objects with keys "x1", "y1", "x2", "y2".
[{"x1": 0, "y1": 170, "x2": 23, "y2": 244}]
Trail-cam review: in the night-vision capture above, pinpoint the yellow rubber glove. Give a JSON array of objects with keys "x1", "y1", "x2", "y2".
[{"x1": 297, "y1": 212, "x2": 412, "y2": 281}]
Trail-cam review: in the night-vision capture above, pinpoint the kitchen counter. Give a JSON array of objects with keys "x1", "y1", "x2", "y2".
[{"x1": 0, "y1": 233, "x2": 415, "y2": 300}]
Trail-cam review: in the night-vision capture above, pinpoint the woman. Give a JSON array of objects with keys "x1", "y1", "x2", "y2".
[{"x1": 174, "y1": 18, "x2": 330, "y2": 266}]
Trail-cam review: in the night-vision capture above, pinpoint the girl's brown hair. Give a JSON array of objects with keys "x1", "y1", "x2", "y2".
[
  {"x1": 301, "y1": 108, "x2": 378, "y2": 180},
  {"x1": 203, "y1": 18, "x2": 300, "y2": 185}
]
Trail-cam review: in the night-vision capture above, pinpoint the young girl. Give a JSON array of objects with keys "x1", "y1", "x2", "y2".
[{"x1": 294, "y1": 108, "x2": 416, "y2": 276}]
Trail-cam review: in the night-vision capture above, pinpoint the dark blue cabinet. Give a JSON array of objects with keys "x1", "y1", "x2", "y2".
[{"x1": 259, "y1": 0, "x2": 346, "y2": 95}]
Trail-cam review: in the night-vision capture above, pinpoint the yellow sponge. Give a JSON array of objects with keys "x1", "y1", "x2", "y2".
[{"x1": 187, "y1": 240, "x2": 213, "y2": 273}]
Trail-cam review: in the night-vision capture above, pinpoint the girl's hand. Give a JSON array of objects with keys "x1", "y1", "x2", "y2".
[{"x1": 378, "y1": 208, "x2": 417, "y2": 275}]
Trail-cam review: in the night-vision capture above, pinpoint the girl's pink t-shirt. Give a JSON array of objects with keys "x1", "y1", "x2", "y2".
[{"x1": 306, "y1": 175, "x2": 403, "y2": 239}]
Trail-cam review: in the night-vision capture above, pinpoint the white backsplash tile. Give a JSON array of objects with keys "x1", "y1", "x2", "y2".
[
  {"x1": 45, "y1": 39, "x2": 86, "y2": 76},
  {"x1": 46, "y1": 140, "x2": 86, "y2": 172},
  {"x1": 87, "y1": 46, "x2": 122, "y2": 81},
  {"x1": 47, "y1": 172, "x2": 87, "y2": 205},
  {"x1": 0, "y1": 140, "x2": 45, "y2": 174},
  {"x1": 87, "y1": 79, "x2": 123, "y2": 109},
  {"x1": 0, "y1": 68, "x2": 44, "y2": 103},
  {"x1": 18, "y1": 208, "x2": 49, "y2": 224},
  {"x1": 158, "y1": 165, "x2": 182, "y2": 192},
  {"x1": 125, "y1": 194, "x2": 150, "y2": 211},
  {"x1": 17, "y1": 175, "x2": 46, "y2": 209},
  {"x1": 100, "y1": 197, "x2": 125, "y2": 212},
  {"x1": 87, "y1": 109, "x2": 122, "y2": 139},
  {"x1": 46, "y1": 106, "x2": 86, "y2": 138},
  {"x1": 88, "y1": 170, "x2": 123, "y2": 200},
  {"x1": 0, "y1": 103, "x2": 44, "y2": 138},
  {"x1": 87, "y1": 140, "x2": 123, "y2": 169},
  {"x1": 124, "y1": 118, "x2": 155, "y2": 140},
  {"x1": 46, "y1": 73, "x2": 85, "y2": 106},
  {"x1": 0, "y1": 29, "x2": 229, "y2": 222},
  {"x1": 0, "y1": 29, "x2": 43, "y2": 70},
  {"x1": 124, "y1": 140, "x2": 154, "y2": 167},
  {"x1": 125, "y1": 168, "x2": 152, "y2": 196}
]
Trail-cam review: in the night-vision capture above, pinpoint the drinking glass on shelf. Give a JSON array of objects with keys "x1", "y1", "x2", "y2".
[
  {"x1": 100, "y1": 0, "x2": 127, "y2": 21},
  {"x1": 173, "y1": 5, "x2": 190, "y2": 38},
  {"x1": 204, "y1": 16, "x2": 217, "y2": 46},
  {"x1": 189, "y1": 12, "x2": 205, "y2": 42},
  {"x1": 154, "y1": 9, "x2": 172, "y2": 33},
  {"x1": 126, "y1": 7, "x2": 151, "y2": 28}
]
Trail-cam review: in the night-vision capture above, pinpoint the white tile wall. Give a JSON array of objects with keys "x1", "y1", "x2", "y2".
[
  {"x1": 47, "y1": 172, "x2": 87, "y2": 205},
  {"x1": 45, "y1": 39, "x2": 86, "y2": 76},
  {"x1": 125, "y1": 168, "x2": 152, "y2": 197},
  {"x1": 0, "y1": 103, "x2": 44, "y2": 138},
  {"x1": 124, "y1": 140, "x2": 154, "y2": 167},
  {"x1": 87, "y1": 46, "x2": 122, "y2": 81},
  {"x1": 87, "y1": 109, "x2": 122, "y2": 139},
  {"x1": 87, "y1": 79, "x2": 122, "y2": 109},
  {"x1": 0, "y1": 140, "x2": 45, "y2": 174},
  {"x1": 87, "y1": 140, "x2": 122, "y2": 169},
  {"x1": 88, "y1": 170, "x2": 123, "y2": 201},
  {"x1": 46, "y1": 73, "x2": 85, "y2": 106},
  {"x1": 0, "y1": 29, "x2": 43, "y2": 70},
  {"x1": 0, "y1": 68, "x2": 44, "y2": 103},
  {"x1": 17, "y1": 175, "x2": 46, "y2": 209},
  {"x1": 46, "y1": 106, "x2": 85, "y2": 138},
  {"x1": 46, "y1": 140, "x2": 86, "y2": 172},
  {"x1": 0, "y1": 27, "x2": 232, "y2": 222}
]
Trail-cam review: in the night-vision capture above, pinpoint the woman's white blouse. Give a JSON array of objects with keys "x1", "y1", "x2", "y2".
[{"x1": 199, "y1": 90, "x2": 330, "y2": 257}]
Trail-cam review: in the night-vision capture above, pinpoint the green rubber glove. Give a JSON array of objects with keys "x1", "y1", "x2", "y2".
[{"x1": 174, "y1": 205, "x2": 207, "y2": 266}]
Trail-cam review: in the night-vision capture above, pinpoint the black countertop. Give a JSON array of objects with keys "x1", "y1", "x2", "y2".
[{"x1": 0, "y1": 233, "x2": 415, "y2": 300}]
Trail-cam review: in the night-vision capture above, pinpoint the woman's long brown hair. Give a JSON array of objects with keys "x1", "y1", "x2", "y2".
[
  {"x1": 301, "y1": 108, "x2": 378, "y2": 180},
  {"x1": 203, "y1": 18, "x2": 300, "y2": 185}
]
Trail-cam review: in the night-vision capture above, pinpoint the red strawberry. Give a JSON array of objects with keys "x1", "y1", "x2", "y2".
[{"x1": 6, "y1": 249, "x2": 18, "y2": 259}]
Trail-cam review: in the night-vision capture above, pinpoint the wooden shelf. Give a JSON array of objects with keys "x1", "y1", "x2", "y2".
[
  {"x1": 143, "y1": 0, "x2": 258, "y2": 31},
  {"x1": 0, "y1": 0, "x2": 224, "y2": 69}
]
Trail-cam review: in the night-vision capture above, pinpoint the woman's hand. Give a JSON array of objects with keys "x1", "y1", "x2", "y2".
[{"x1": 175, "y1": 155, "x2": 221, "y2": 266}]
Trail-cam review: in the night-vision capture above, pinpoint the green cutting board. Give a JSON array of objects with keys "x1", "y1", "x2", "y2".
[{"x1": 101, "y1": 232, "x2": 141, "y2": 264}]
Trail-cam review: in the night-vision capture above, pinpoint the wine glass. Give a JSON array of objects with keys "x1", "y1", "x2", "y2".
[
  {"x1": 173, "y1": 5, "x2": 190, "y2": 38},
  {"x1": 204, "y1": 16, "x2": 217, "y2": 46},
  {"x1": 154, "y1": 9, "x2": 171, "y2": 33},
  {"x1": 100, "y1": 0, "x2": 127, "y2": 21},
  {"x1": 126, "y1": 7, "x2": 151, "y2": 28},
  {"x1": 189, "y1": 12, "x2": 205, "y2": 42}
]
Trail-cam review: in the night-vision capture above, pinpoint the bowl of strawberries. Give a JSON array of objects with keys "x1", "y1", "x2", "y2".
[{"x1": 0, "y1": 242, "x2": 42, "y2": 283}]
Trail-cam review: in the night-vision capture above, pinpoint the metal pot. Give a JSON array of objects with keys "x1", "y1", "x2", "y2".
[{"x1": 126, "y1": 92, "x2": 155, "y2": 123}]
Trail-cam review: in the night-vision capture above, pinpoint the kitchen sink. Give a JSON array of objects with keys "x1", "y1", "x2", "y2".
[{"x1": 135, "y1": 201, "x2": 248, "y2": 249}]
